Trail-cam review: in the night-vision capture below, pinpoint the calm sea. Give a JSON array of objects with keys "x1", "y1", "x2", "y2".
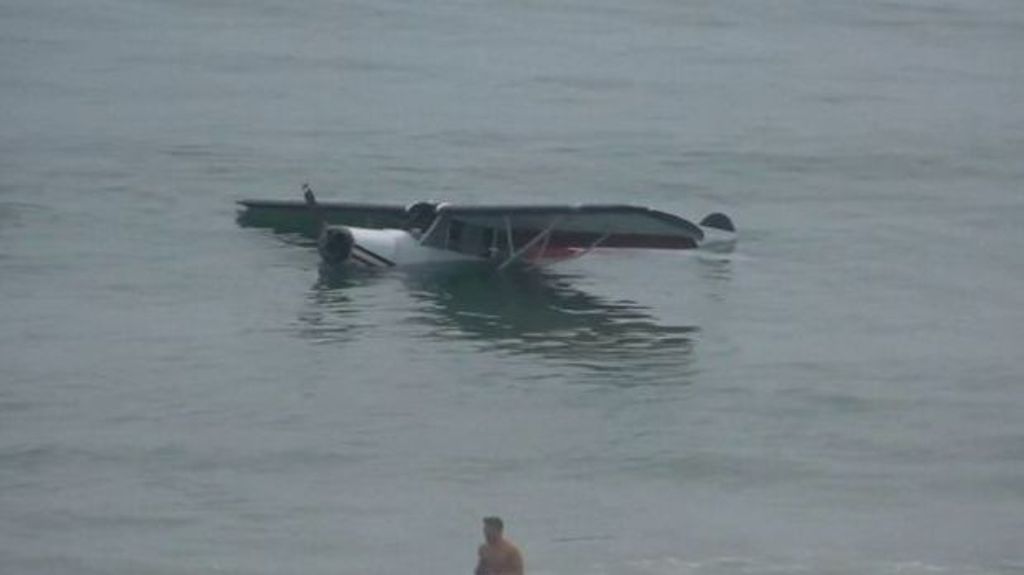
[{"x1": 2, "y1": 0, "x2": 1022, "y2": 573}]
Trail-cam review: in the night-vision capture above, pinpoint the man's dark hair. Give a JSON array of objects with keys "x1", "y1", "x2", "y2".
[{"x1": 483, "y1": 516, "x2": 504, "y2": 530}]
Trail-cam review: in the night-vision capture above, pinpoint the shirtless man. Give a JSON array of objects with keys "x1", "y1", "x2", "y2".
[{"x1": 474, "y1": 516, "x2": 524, "y2": 575}]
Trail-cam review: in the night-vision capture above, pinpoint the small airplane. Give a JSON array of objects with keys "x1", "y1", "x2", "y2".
[{"x1": 236, "y1": 184, "x2": 735, "y2": 269}]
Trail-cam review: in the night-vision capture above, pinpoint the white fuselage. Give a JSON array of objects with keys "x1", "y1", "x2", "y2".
[
  {"x1": 345, "y1": 227, "x2": 479, "y2": 268},
  {"x1": 324, "y1": 224, "x2": 735, "y2": 268}
]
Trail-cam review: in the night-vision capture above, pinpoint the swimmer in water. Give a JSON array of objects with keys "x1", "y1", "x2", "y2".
[{"x1": 474, "y1": 516, "x2": 523, "y2": 575}]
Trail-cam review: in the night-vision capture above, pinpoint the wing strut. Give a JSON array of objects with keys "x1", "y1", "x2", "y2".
[
  {"x1": 503, "y1": 216, "x2": 515, "y2": 257},
  {"x1": 578, "y1": 231, "x2": 611, "y2": 257},
  {"x1": 499, "y1": 217, "x2": 562, "y2": 271}
]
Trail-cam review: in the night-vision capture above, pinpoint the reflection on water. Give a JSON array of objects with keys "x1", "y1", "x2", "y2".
[
  {"x1": 294, "y1": 268, "x2": 382, "y2": 344},
  {"x1": 311, "y1": 265, "x2": 700, "y2": 383},
  {"x1": 696, "y1": 253, "x2": 735, "y2": 303},
  {"x1": 697, "y1": 254, "x2": 734, "y2": 282}
]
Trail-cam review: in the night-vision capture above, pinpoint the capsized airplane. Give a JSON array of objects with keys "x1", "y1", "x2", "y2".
[{"x1": 236, "y1": 184, "x2": 735, "y2": 269}]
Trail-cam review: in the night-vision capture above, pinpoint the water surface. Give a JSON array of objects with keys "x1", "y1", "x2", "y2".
[{"x1": 2, "y1": 0, "x2": 1023, "y2": 573}]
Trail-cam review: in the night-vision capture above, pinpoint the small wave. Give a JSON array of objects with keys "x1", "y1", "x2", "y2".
[{"x1": 601, "y1": 556, "x2": 1015, "y2": 575}]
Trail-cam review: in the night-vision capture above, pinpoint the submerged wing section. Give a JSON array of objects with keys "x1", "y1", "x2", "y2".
[
  {"x1": 237, "y1": 199, "x2": 410, "y2": 237},
  {"x1": 421, "y1": 204, "x2": 704, "y2": 255}
]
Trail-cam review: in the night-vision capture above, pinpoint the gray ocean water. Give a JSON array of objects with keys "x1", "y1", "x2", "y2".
[{"x1": 2, "y1": 0, "x2": 1023, "y2": 573}]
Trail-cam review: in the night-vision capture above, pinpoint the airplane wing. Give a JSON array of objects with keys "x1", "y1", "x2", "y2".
[
  {"x1": 237, "y1": 199, "x2": 411, "y2": 236},
  {"x1": 421, "y1": 204, "x2": 704, "y2": 252}
]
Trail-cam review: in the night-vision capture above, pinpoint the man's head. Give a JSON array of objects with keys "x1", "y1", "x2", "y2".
[{"x1": 483, "y1": 516, "x2": 504, "y2": 544}]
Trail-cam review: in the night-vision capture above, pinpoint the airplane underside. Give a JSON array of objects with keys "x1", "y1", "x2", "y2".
[{"x1": 238, "y1": 185, "x2": 736, "y2": 270}]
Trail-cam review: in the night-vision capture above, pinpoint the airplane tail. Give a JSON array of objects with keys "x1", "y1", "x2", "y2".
[{"x1": 699, "y1": 212, "x2": 735, "y2": 232}]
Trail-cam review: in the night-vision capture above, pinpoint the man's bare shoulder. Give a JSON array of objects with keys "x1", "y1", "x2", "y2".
[{"x1": 504, "y1": 541, "x2": 524, "y2": 574}]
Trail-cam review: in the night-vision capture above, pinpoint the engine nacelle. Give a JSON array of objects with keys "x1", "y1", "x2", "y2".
[{"x1": 317, "y1": 226, "x2": 354, "y2": 264}]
